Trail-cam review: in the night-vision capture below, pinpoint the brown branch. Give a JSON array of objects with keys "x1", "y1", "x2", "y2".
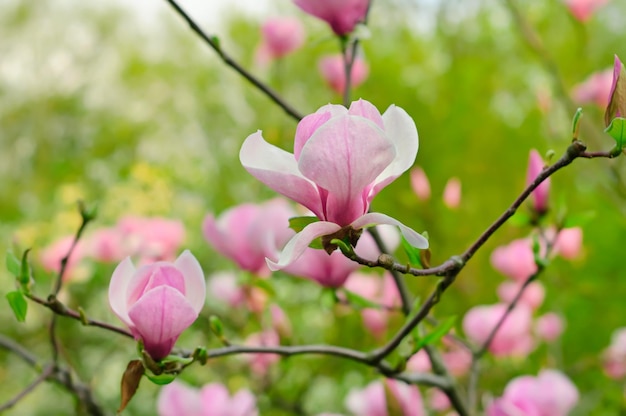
[{"x1": 164, "y1": 0, "x2": 303, "y2": 122}]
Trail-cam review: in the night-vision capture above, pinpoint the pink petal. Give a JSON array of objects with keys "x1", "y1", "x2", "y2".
[
  {"x1": 128, "y1": 286, "x2": 198, "y2": 359},
  {"x1": 351, "y1": 212, "x2": 429, "y2": 249},
  {"x1": 240, "y1": 131, "x2": 324, "y2": 218},
  {"x1": 127, "y1": 264, "x2": 186, "y2": 305},
  {"x1": 267, "y1": 221, "x2": 341, "y2": 271},
  {"x1": 199, "y1": 383, "x2": 231, "y2": 415},
  {"x1": 348, "y1": 99, "x2": 384, "y2": 129},
  {"x1": 294, "y1": 111, "x2": 332, "y2": 160},
  {"x1": 108, "y1": 256, "x2": 136, "y2": 327},
  {"x1": 174, "y1": 250, "x2": 206, "y2": 314},
  {"x1": 230, "y1": 389, "x2": 259, "y2": 416},
  {"x1": 157, "y1": 381, "x2": 202, "y2": 416},
  {"x1": 371, "y1": 105, "x2": 419, "y2": 195},
  {"x1": 298, "y1": 116, "x2": 395, "y2": 225}
]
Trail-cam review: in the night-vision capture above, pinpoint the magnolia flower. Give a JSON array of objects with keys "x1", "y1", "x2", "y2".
[
  {"x1": 564, "y1": 0, "x2": 609, "y2": 22},
  {"x1": 318, "y1": 54, "x2": 369, "y2": 95},
  {"x1": 602, "y1": 327, "x2": 626, "y2": 379},
  {"x1": 572, "y1": 68, "x2": 613, "y2": 108},
  {"x1": 240, "y1": 99, "x2": 428, "y2": 270},
  {"x1": 605, "y1": 55, "x2": 626, "y2": 127},
  {"x1": 294, "y1": 0, "x2": 369, "y2": 36},
  {"x1": 442, "y1": 177, "x2": 461, "y2": 209},
  {"x1": 245, "y1": 330, "x2": 281, "y2": 376},
  {"x1": 487, "y1": 369, "x2": 579, "y2": 416},
  {"x1": 202, "y1": 199, "x2": 295, "y2": 276},
  {"x1": 40, "y1": 235, "x2": 88, "y2": 281},
  {"x1": 108, "y1": 250, "x2": 206, "y2": 360},
  {"x1": 116, "y1": 216, "x2": 186, "y2": 262},
  {"x1": 463, "y1": 303, "x2": 534, "y2": 357},
  {"x1": 497, "y1": 281, "x2": 545, "y2": 310},
  {"x1": 526, "y1": 150, "x2": 550, "y2": 215},
  {"x1": 535, "y1": 313, "x2": 565, "y2": 342},
  {"x1": 255, "y1": 17, "x2": 305, "y2": 66},
  {"x1": 345, "y1": 379, "x2": 425, "y2": 416},
  {"x1": 410, "y1": 166, "x2": 431, "y2": 200},
  {"x1": 490, "y1": 238, "x2": 538, "y2": 282},
  {"x1": 157, "y1": 380, "x2": 258, "y2": 416}
]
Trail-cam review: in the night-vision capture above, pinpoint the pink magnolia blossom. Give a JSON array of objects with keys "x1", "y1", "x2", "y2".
[
  {"x1": 318, "y1": 54, "x2": 369, "y2": 95},
  {"x1": 490, "y1": 238, "x2": 538, "y2": 282},
  {"x1": 410, "y1": 166, "x2": 431, "y2": 200},
  {"x1": 294, "y1": 0, "x2": 369, "y2": 36},
  {"x1": 117, "y1": 216, "x2": 185, "y2": 262},
  {"x1": 157, "y1": 380, "x2": 258, "y2": 416},
  {"x1": 535, "y1": 313, "x2": 565, "y2": 342},
  {"x1": 87, "y1": 227, "x2": 126, "y2": 263},
  {"x1": 40, "y1": 235, "x2": 87, "y2": 281},
  {"x1": 497, "y1": 281, "x2": 545, "y2": 310},
  {"x1": 564, "y1": 0, "x2": 609, "y2": 22},
  {"x1": 108, "y1": 250, "x2": 206, "y2": 360},
  {"x1": 606, "y1": 55, "x2": 626, "y2": 125},
  {"x1": 406, "y1": 342, "x2": 471, "y2": 378},
  {"x1": 270, "y1": 304, "x2": 292, "y2": 339},
  {"x1": 345, "y1": 379, "x2": 425, "y2": 416},
  {"x1": 442, "y1": 177, "x2": 461, "y2": 209},
  {"x1": 240, "y1": 99, "x2": 428, "y2": 270},
  {"x1": 526, "y1": 150, "x2": 550, "y2": 215},
  {"x1": 487, "y1": 369, "x2": 579, "y2": 416},
  {"x1": 428, "y1": 389, "x2": 451, "y2": 412},
  {"x1": 463, "y1": 303, "x2": 534, "y2": 357},
  {"x1": 245, "y1": 330, "x2": 281, "y2": 376},
  {"x1": 553, "y1": 227, "x2": 583, "y2": 259},
  {"x1": 255, "y1": 17, "x2": 305, "y2": 66},
  {"x1": 572, "y1": 68, "x2": 613, "y2": 108},
  {"x1": 202, "y1": 199, "x2": 295, "y2": 276},
  {"x1": 207, "y1": 271, "x2": 246, "y2": 307},
  {"x1": 344, "y1": 272, "x2": 401, "y2": 337},
  {"x1": 603, "y1": 327, "x2": 626, "y2": 379}
]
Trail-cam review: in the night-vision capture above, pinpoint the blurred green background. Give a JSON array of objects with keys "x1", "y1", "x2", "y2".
[{"x1": 1, "y1": 0, "x2": 626, "y2": 414}]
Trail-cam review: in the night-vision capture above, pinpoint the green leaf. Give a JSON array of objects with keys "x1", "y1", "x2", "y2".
[
  {"x1": 6, "y1": 251, "x2": 19, "y2": 277},
  {"x1": 414, "y1": 316, "x2": 457, "y2": 352},
  {"x1": 401, "y1": 235, "x2": 421, "y2": 267},
  {"x1": 572, "y1": 107, "x2": 583, "y2": 139},
  {"x1": 308, "y1": 237, "x2": 323, "y2": 250},
  {"x1": 145, "y1": 372, "x2": 176, "y2": 385},
  {"x1": 342, "y1": 289, "x2": 381, "y2": 310},
  {"x1": 19, "y1": 249, "x2": 31, "y2": 286},
  {"x1": 605, "y1": 117, "x2": 626, "y2": 152},
  {"x1": 288, "y1": 216, "x2": 319, "y2": 233},
  {"x1": 6, "y1": 291, "x2": 27, "y2": 322},
  {"x1": 209, "y1": 315, "x2": 224, "y2": 338}
]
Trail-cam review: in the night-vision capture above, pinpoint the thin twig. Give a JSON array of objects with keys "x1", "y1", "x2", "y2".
[{"x1": 164, "y1": 0, "x2": 303, "y2": 122}]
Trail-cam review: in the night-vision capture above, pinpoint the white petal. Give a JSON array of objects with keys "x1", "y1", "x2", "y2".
[{"x1": 351, "y1": 212, "x2": 428, "y2": 249}]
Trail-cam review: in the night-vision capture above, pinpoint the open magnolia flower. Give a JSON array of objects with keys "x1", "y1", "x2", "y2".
[
  {"x1": 108, "y1": 250, "x2": 206, "y2": 360},
  {"x1": 240, "y1": 99, "x2": 428, "y2": 270}
]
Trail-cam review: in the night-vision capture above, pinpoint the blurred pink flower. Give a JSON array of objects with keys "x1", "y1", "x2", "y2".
[
  {"x1": 294, "y1": 0, "x2": 369, "y2": 36},
  {"x1": 490, "y1": 238, "x2": 538, "y2": 282},
  {"x1": 108, "y1": 251, "x2": 206, "y2": 360},
  {"x1": 157, "y1": 380, "x2": 258, "y2": 416},
  {"x1": 572, "y1": 68, "x2": 613, "y2": 108},
  {"x1": 497, "y1": 281, "x2": 545, "y2": 310},
  {"x1": 526, "y1": 150, "x2": 550, "y2": 215},
  {"x1": 114, "y1": 216, "x2": 186, "y2": 263},
  {"x1": 202, "y1": 199, "x2": 295, "y2": 276},
  {"x1": 345, "y1": 379, "x2": 425, "y2": 416},
  {"x1": 245, "y1": 330, "x2": 281, "y2": 376},
  {"x1": 553, "y1": 227, "x2": 583, "y2": 260},
  {"x1": 40, "y1": 235, "x2": 87, "y2": 281},
  {"x1": 344, "y1": 272, "x2": 401, "y2": 337},
  {"x1": 270, "y1": 304, "x2": 292, "y2": 339},
  {"x1": 240, "y1": 99, "x2": 428, "y2": 271},
  {"x1": 410, "y1": 166, "x2": 431, "y2": 200},
  {"x1": 428, "y1": 389, "x2": 451, "y2": 412},
  {"x1": 207, "y1": 271, "x2": 246, "y2": 307},
  {"x1": 603, "y1": 327, "x2": 626, "y2": 379},
  {"x1": 463, "y1": 303, "x2": 534, "y2": 357},
  {"x1": 535, "y1": 313, "x2": 565, "y2": 342},
  {"x1": 487, "y1": 369, "x2": 579, "y2": 416},
  {"x1": 318, "y1": 54, "x2": 369, "y2": 95},
  {"x1": 406, "y1": 341, "x2": 471, "y2": 378},
  {"x1": 87, "y1": 227, "x2": 126, "y2": 263},
  {"x1": 442, "y1": 177, "x2": 461, "y2": 209},
  {"x1": 255, "y1": 17, "x2": 305, "y2": 66},
  {"x1": 564, "y1": 0, "x2": 609, "y2": 22}
]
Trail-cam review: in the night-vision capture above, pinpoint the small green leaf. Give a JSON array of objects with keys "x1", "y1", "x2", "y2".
[
  {"x1": 288, "y1": 216, "x2": 319, "y2": 233},
  {"x1": 209, "y1": 315, "x2": 224, "y2": 338},
  {"x1": 145, "y1": 372, "x2": 176, "y2": 385},
  {"x1": 6, "y1": 291, "x2": 27, "y2": 322},
  {"x1": 308, "y1": 237, "x2": 323, "y2": 250},
  {"x1": 342, "y1": 289, "x2": 381, "y2": 310},
  {"x1": 572, "y1": 108, "x2": 583, "y2": 139},
  {"x1": 330, "y1": 238, "x2": 353, "y2": 256},
  {"x1": 414, "y1": 316, "x2": 457, "y2": 352},
  {"x1": 19, "y1": 249, "x2": 31, "y2": 286},
  {"x1": 401, "y1": 235, "x2": 421, "y2": 267},
  {"x1": 6, "y1": 251, "x2": 19, "y2": 277},
  {"x1": 605, "y1": 117, "x2": 626, "y2": 152}
]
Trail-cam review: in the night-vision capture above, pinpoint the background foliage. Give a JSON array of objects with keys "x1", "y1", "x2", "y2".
[{"x1": 1, "y1": 0, "x2": 626, "y2": 414}]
